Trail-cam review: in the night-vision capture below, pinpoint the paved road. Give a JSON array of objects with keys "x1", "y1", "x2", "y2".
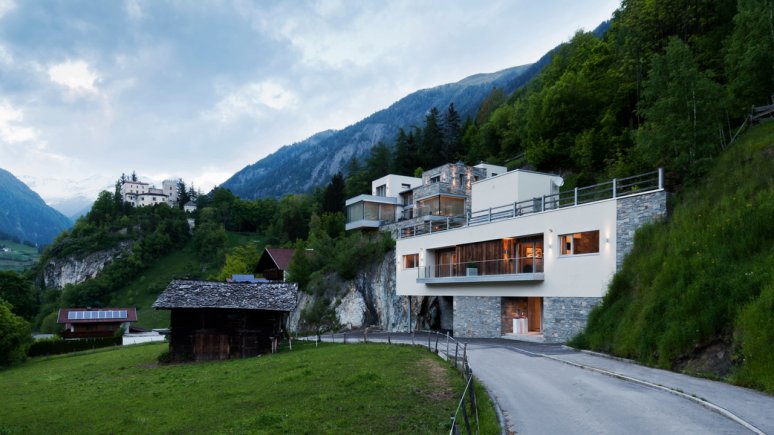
[
  {"x1": 466, "y1": 343, "x2": 749, "y2": 434},
  {"x1": 308, "y1": 333, "x2": 772, "y2": 434}
]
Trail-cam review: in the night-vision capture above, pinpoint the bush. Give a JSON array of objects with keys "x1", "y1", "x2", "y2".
[
  {"x1": 27, "y1": 336, "x2": 121, "y2": 358},
  {"x1": 0, "y1": 299, "x2": 32, "y2": 366}
]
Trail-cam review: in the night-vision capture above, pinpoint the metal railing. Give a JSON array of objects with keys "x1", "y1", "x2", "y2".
[
  {"x1": 418, "y1": 256, "x2": 544, "y2": 279},
  {"x1": 399, "y1": 168, "x2": 663, "y2": 239}
]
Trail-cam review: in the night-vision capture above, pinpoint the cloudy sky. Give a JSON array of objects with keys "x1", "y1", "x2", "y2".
[{"x1": 0, "y1": 0, "x2": 619, "y2": 204}]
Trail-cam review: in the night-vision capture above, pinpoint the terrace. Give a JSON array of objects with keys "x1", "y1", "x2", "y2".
[{"x1": 398, "y1": 169, "x2": 663, "y2": 239}]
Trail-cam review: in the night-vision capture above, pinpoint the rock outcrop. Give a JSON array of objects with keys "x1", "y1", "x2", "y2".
[
  {"x1": 287, "y1": 249, "x2": 449, "y2": 333},
  {"x1": 43, "y1": 241, "x2": 132, "y2": 289}
]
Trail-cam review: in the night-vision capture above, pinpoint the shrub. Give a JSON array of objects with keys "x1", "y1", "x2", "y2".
[
  {"x1": 27, "y1": 336, "x2": 121, "y2": 358},
  {"x1": 0, "y1": 299, "x2": 32, "y2": 366}
]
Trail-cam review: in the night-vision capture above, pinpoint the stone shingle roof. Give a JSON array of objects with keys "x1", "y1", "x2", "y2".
[{"x1": 153, "y1": 280, "x2": 298, "y2": 311}]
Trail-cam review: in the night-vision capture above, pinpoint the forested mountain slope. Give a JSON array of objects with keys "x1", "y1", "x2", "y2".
[
  {"x1": 0, "y1": 168, "x2": 72, "y2": 246},
  {"x1": 221, "y1": 64, "x2": 533, "y2": 199}
]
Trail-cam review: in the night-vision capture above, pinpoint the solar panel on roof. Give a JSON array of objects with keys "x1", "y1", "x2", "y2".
[{"x1": 66, "y1": 310, "x2": 129, "y2": 320}]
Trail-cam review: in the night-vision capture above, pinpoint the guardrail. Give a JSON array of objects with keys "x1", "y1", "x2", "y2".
[{"x1": 398, "y1": 168, "x2": 663, "y2": 239}]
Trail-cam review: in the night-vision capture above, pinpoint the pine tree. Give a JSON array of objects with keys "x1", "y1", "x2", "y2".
[
  {"x1": 420, "y1": 107, "x2": 444, "y2": 168},
  {"x1": 442, "y1": 103, "x2": 462, "y2": 161},
  {"x1": 322, "y1": 172, "x2": 346, "y2": 213}
]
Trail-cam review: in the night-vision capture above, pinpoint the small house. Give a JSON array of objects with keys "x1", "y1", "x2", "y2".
[
  {"x1": 57, "y1": 307, "x2": 138, "y2": 339},
  {"x1": 153, "y1": 280, "x2": 298, "y2": 361},
  {"x1": 254, "y1": 247, "x2": 296, "y2": 281}
]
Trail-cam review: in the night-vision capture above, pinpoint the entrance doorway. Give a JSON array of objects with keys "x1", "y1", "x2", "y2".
[{"x1": 501, "y1": 297, "x2": 542, "y2": 334}]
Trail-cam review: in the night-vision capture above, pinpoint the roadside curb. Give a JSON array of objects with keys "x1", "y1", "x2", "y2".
[{"x1": 517, "y1": 346, "x2": 764, "y2": 435}]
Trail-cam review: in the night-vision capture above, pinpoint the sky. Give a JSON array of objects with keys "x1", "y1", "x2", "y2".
[{"x1": 0, "y1": 0, "x2": 620, "y2": 204}]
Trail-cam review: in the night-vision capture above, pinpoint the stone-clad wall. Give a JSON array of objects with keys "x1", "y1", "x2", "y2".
[
  {"x1": 453, "y1": 296, "x2": 502, "y2": 337},
  {"x1": 616, "y1": 191, "x2": 667, "y2": 269},
  {"x1": 542, "y1": 297, "x2": 603, "y2": 343}
]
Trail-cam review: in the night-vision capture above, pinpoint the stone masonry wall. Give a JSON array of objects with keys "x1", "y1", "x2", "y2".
[
  {"x1": 616, "y1": 191, "x2": 667, "y2": 269},
  {"x1": 543, "y1": 297, "x2": 603, "y2": 343},
  {"x1": 453, "y1": 296, "x2": 502, "y2": 337}
]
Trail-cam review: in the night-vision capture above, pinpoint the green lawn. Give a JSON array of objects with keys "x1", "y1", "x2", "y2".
[
  {"x1": 0, "y1": 342, "x2": 498, "y2": 434},
  {"x1": 0, "y1": 240, "x2": 39, "y2": 272}
]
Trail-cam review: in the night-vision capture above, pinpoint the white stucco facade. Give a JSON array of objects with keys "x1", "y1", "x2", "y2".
[
  {"x1": 395, "y1": 198, "x2": 617, "y2": 298},
  {"x1": 371, "y1": 174, "x2": 422, "y2": 197},
  {"x1": 471, "y1": 169, "x2": 563, "y2": 212}
]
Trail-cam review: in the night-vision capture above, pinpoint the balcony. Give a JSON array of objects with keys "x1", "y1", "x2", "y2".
[
  {"x1": 417, "y1": 257, "x2": 544, "y2": 284},
  {"x1": 413, "y1": 181, "x2": 467, "y2": 201},
  {"x1": 345, "y1": 195, "x2": 397, "y2": 231}
]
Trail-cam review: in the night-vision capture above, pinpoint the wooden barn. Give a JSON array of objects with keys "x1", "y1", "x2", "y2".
[
  {"x1": 153, "y1": 280, "x2": 298, "y2": 361},
  {"x1": 57, "y1": 307, "x2": 137, "y2": 339}
]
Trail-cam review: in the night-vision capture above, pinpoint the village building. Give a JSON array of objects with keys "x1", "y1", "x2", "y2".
[
  {"x1": 345, "y1": 163, "x2": 666, "y2": 342},
  {"x1": 153, "y1": 280, "x2": 298, "y2": 361},
  {"x1": 57, "y1": 307, "x2": 138, "y2": 339},
  {"x1": 254, "y1": 247, "x2": 296, "y2": 281},
  {"x1": 121, "y1": 178, "x2": 180, "y2": 207}
]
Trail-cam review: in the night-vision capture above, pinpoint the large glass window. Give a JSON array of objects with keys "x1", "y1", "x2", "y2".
[
  {"x1": 559, "y1": 230, "x2": 599, "y2": 255},
  {"x1": 375, "y1": 184, "x2": 386, "y2": 196}
]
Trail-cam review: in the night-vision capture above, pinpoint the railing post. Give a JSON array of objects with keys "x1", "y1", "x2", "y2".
[
  {"x1": 446, "y1": 332, "x2": 450, "y2": 358},
  {"x1": 446, "y1": 216, "x2": 450, "y2": 231},
  {"x1": 541, "y1": 195, "x2": 545, "y2": 211},
  {"x1": 612, "y1": 178, "x2": 617, "y2": 199},
  {"x1": 488, "y1": 208, "x2": 492, "y2": 222},
  {"x1": 466, "y1": 211, "x2": 471, "y2": 226},
  {"x1": 658, "y1": 167, "x2": 664, "y2": 190},
  {"x1": 513, "y1": 202, "x2": 517, "y2": 217},
  {"x1": 574, "y1": 187, "x2": 578, "y2": 206}
]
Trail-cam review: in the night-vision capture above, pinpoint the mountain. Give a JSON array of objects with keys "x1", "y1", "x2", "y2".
[
  {"x1": 0, "y1": 168, "x2": 73, "y2": 246},
  {"x1": 222, "y1": 64, "x2": 534, "y2": 199},
  {"x1": 47, "y1": 195, "x2": 94, "y2": 221}
]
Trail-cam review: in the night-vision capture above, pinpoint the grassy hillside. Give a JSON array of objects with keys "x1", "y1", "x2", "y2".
[
  {"x1": 109, "y1": 232, "x2": 264, "y2": 330},
  {"x1": 0, "y1": 239, "x2": 39, "y2": 272},
  {"x1": 0, "y1": 342, "x2": 497, "y2": 434},
  {"x1": 572, "y1": 123, "x2": 774, "y2": 393}
]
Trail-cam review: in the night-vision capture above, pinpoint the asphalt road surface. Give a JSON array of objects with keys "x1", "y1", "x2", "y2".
[{"x1": 466, "y1": 343, "x2": 751, "y2": 434}]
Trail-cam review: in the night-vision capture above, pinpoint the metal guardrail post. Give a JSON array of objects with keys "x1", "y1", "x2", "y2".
[
  {"x1": 574, "y1": 187, "x2": 578, "y2": 206},
  {"x1": 488, "y1": 208, "x2": 492, "y2": 222},
  {"x1": 541, "y1": 195, "x2": 545, "y2": 211},
  {"x1": 446, "y1": 216, "x2": 450, "y2": 231},
  {"x1": 446, "y1": 332, "x2": 450, "y2": 358},
  {"x1": 612, "y1": 178, "x2": 617, "y2": 198}
]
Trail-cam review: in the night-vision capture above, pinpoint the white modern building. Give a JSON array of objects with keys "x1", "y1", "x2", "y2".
[{"x1": 347, "y1": 163, "x2": 666, "y2": 342}]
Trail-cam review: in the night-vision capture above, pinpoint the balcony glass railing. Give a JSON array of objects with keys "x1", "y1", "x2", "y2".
[{"x1": 418, "y1": 257, "x2": 543, "y2": 279}]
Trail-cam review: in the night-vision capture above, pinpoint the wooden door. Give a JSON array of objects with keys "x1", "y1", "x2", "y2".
[{"x1": 527, "y1": 297, "x2": 542, "y2": 332}]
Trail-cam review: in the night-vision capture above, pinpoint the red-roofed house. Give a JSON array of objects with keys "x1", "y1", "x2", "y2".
[
  {"x1": 57, "y1": 307, "x2": 138, "y2": 339},
  {"x1": 254, "y1": 248, "x2": 296, "y2": 281}
]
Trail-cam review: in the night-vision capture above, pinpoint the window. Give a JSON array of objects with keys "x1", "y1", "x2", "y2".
[
  {"x1": 375, "y1": 184, "x2": 387, "y2": 196},
  {"x1": 403, "y1": 254, "x2": 419, "y2": 269},
  {"x1": 559, "y1": 231, "x2": 599, "y2": 255},
  {"x1": 430, "y1": 175, "x2": 440, "y2": 184},
  {"x1": 401, "y1": 183, "x2": 411, "y2": 190}
]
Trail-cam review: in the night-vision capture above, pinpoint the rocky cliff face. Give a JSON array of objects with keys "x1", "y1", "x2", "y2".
[
  {"x1": 287, "y1": 249, "x2": 449, "y2": 333},
  {"x1": 43, "y1": 241, "x2": 132, "y2": 289}
]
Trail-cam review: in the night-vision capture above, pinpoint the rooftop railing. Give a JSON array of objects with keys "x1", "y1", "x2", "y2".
[{"x1": 398, "y1": 168, "x2": 663, "y2": 239}]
